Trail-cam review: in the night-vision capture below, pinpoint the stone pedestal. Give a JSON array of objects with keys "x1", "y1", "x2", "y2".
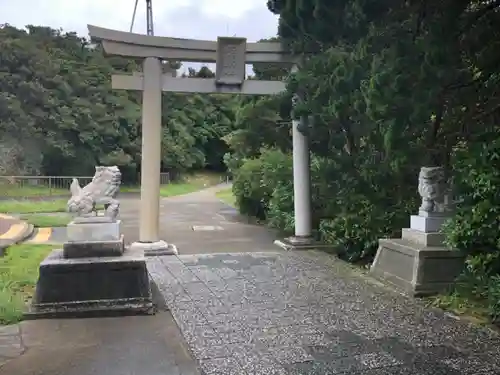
[
  {"x1": 274, "y1": 236, "x2": 330, "y2": 251},
  {"x1": 63, "y1": 219, "x2": 125, "y2": 258},
  {"x1": 27, "y1": 218, "x2": 154, "y2": 318},
  {"x1": 370, "y1": 214, "x2": 465, "y2": 297},
  {"x1": 130, "y1": 240, "x2": 178, "y2": 257},
  {"x1": 27, "y1": 248, "x2": 153, "y2": 318}
]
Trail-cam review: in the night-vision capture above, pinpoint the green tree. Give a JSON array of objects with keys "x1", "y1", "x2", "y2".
[{"x1": 0, "y1": 25, "x2": 239, "y2": 181}]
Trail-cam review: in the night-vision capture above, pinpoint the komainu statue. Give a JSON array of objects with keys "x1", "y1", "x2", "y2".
[
  {"x1": 67, "y1": 166, "x2": 122, "y2": 220},
  {"x1": 417, "y1": 166, "x2": 448, "y2": 214}
]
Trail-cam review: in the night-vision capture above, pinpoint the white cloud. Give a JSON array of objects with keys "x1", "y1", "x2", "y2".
[
  {"x1": 0, "y1": 0, "x2": 278, "y2": 73},
  {"x1": 199, "y1": 0, "x2": 262, "y2": 18},
  {"x1": 0, "y1": 0, "x2": 273, "y2": 36}
]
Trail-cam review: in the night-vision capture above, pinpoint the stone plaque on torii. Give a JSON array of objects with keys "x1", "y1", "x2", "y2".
[{"x1": 88, "y1": 25, "x2": 314, "y2": 254}]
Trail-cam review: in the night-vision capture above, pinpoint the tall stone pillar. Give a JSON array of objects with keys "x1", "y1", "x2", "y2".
[
  {"x1": 274, "y1": 65, "x2": 315, "y2": 250},
  {"x1": 292, "y1": 111, "x2": 312, "y2": 238},
  {"x1": 130, "y1": 57, "x2": 177, "y2": 256}
]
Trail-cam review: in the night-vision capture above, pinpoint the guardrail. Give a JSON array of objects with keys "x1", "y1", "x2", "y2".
[
  {"x1": 0, "y1": 172, "x2": 230, "y2": 198},
  {"x1": 0, "y1": 173, "x2": 171, "y2": 198},
  {"x1": 0, "y1": 175, "x2": 94, "y2": 197}
]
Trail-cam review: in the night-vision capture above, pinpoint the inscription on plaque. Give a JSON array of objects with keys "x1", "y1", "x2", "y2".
[{"x1": 215, "y1": 37, "x2": 246, "y2": 86}]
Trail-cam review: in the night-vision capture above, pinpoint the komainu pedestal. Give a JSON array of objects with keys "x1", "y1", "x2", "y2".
[
  {"x1": 370, "y1": 167, "x2": 465, "y2": 296},
  {"x1": 27, "y1": 166, "x2": 153, "y2": 318}
]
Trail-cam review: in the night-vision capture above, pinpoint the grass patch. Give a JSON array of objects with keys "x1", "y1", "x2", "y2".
[
  {"x1": 426, "y1": 292, "x2": 491, "y2": 325},
  {"x1": 19, "y1": 214, "x2": 72, "y2": 227},
  {"x1": 0, "y1": 199, "x2": 67, "y2": 214},
  {"x1": 159, "y1": 183, "x2": 202, "y2": 197},
  {"x1": 183, "y1": 171, "x2": 227, "y2": 186},
  {"x1": 0, "y1": 184, "x2": 67, "y2": 198},
  {"x1": 0, "y1": 244, "x2": 53, "y2": 324},
  {"x1": 122, "y1": 171, "x2": 227, "y2": 196},
  {"x1": 216, "y1": 187, "x2": 236, "y2": 207}
]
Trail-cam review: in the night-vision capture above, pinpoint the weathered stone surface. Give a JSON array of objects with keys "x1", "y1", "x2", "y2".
[
  {"x1": 131, "y1": 240, "x2": 178, "y2": 256},
  {"x1": 28, "y1": 248, "x2": 153, "y2": 318},
  {"x1": 67, "y1": 220, "x2": 121, "y2": 242},
  {"x1": 401, "y1": 228, "x2": 445, "y2": 247},
  {"x1": 72, "y1": 216, "x2": 116, "y2": 224},
  {"x1": 63, "y1": 236, "x2": 125, "y2": 258},
  {"x1": 274, "y1": 236, "x2": 324, "y2": 251},
  {"x1": 370, "y1": 239, "x2": 465, "y2": 296},
  {"x1": 410, "y1": 214, "x2": 448, "y2": 233},
  {"x1": 148, "y1": 251, "x2": 499, "y2": 375}
]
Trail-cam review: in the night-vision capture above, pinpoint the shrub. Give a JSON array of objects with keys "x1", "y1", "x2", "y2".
[
  {"x1": 441, "y1": 131, "x2": 500, "y2": 323},
  {"x1": 232, "y1": 157, "x2": 268, "y2": 219},
  {"x1": 443, "y1": 135, "x2": 500, "y2": 254},
  {"x1": 232, "y1": 148, "x2": 293, "y2": 219},
  {"x1": 316, "y1": 155, "x2": 419, "y2": 263}
]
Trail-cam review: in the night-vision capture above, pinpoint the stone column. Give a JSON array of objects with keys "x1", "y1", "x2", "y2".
[
  {"x1": 131, "y1": 57, "x2": 177, "y2": 255},
  {"x1": 274, "y1": 65, "x2": 314, "y2": 250},
  {"x1": 291, "y1": 65, "x2": 312, "y2": 240},
  {"x1": 140, "y1": 57, "x2": 162, "y2": 242},
  {"x1": 292, "y1": 113, "x2": 312, "y2": 238}
]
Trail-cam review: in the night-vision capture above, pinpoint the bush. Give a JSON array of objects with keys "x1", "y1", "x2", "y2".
[
  {"x1": 232, "y1": 148, "x2": 293, "y2": 220},
  {"x1": 232, "y1": 147, "x2": 419, "y2": 263},
  {"x1": 315, "y1": 155, "x2": 419, "y2": 263},
  {"x1": 440, "y1": 131, "x2": 500, "y2": 323},
  {"x1": 443, "y1": 135, "x2": 500, "y2": 254},
  {"x1": 232, "y1": 157, "x2": 268, "y2": 219}
]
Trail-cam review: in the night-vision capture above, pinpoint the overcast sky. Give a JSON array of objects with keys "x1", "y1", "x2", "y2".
[{"x1": 1, "y1": 0, "x2": 279, "y2": 73}]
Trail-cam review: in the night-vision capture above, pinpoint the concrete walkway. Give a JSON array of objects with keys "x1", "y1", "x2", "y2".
[
  {"x1": 22, "y1": 184, "x2": 278, "y2": 250},
  {"x1": 0, "y1": 312, "x2": 200, "y2": 375},
  {"x1": 120, "y1": 184, "x2": 278, "y2": 252},
  {"x1": 2, "y1": 186, "x2": 500, "y2": 375}
]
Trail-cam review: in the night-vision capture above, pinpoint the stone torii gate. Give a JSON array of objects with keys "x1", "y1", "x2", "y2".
[{"x1": 88, "y1": 25, "x2": 314, "y2": 254}]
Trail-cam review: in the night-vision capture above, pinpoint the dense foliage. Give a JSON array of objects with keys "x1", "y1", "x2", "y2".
[
  {"x1": 227, "y1": 0, "x2": 500, "y2": 319},
  {"x1": 0, "y1": 25, "x2": 238, "y2": 182}
]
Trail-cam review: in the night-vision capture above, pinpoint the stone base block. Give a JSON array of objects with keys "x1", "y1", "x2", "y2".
[
  {"x1": 274, "y1": 236, "x2": 330, "y2": 251},
  {"x1": 130, "y1": 240, "x2": 178, "y2": 256},
  {"x1": 418, "y1": 210, "x2": 450, "y2": 218},
  {"x1": 73, "y1": 216, "x2": 115, "y2": 224},
  {"x1": 401, "y1": 228, "x2": 446, "y2": 247},
  {"x1": 63, "y1": 235, "x2": 125, "y2": 258},
  {"x1": 410, "y1": 215, "x2": 448, "y2": 233},
  {"x1": 370, "y1": 238, "x2": 465, "y2": 297},
  {"x1": 26, "y1": 248, "x2": 153, "y2": 319},
  {"x1": 67, "y1": 220, "x2": 121, "y2": 242}
]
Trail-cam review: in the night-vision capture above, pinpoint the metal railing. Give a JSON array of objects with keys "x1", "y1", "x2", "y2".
[
  {"x1": 0, "y1": 173, "x2": 174, "y2": 198},
  {"x1": 0, "y1": 175, "x2": 95, "y2": 197},
  {"x1": 137, "y1": 172, "x2": 171, "y2": 185},
  {"x1": 0, "y1": 172, "x2": 230, "y2": 198}
]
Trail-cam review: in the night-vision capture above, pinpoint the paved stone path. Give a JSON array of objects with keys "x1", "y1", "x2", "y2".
[{"x1": 148, "y1": 250, "x2": 500, "y2": 375}]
